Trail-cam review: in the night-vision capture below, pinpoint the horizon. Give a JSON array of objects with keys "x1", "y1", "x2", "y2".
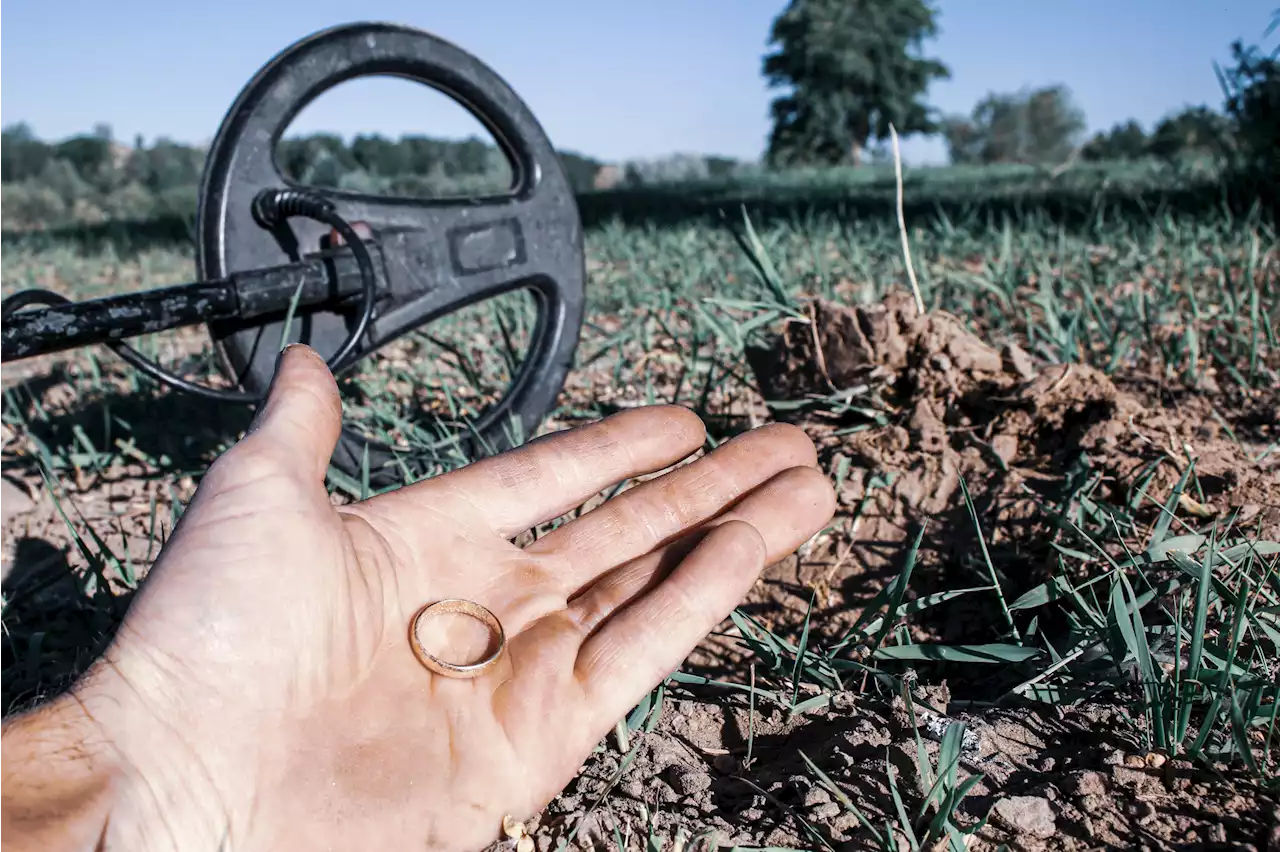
[{"x1": 2, "y1": 1, "x2": 1276, "y2": 168}]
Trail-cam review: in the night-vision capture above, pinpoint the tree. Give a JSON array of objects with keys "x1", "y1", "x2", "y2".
[
  {"x1": 1146, "y1": 106, "x2": 1231, "y2": 161},
  {"x1": 762, "y1": 0, "x2": 950, "y2": 168},
  {"x1": 556, "y1": 150, "x2": 604, "y2": 193},
  {"x1": 351, "y1": 133, "x2": 410, "y2": 177},
  {"x1": 52, "y1": 133, "x2": 115, "y2": 189},
  {"x1": 705, "y1": 156, "x2": 740, "y2": 179},
  {"x1": 124, "y1": 138, "x2": 203, "y2": 193},
  {"x1": 1082, "y1": 120, "x2": 1149, "y2": 161},
  {"x1": 1, "y1": 123, "x2": 52, "y2": 182},
  {"x1": 942, "y1": 85, "x2": 1086, "y2": 166}
]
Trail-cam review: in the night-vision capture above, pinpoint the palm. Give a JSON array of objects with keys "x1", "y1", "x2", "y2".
[{"x1": 81, "y1": 346, "x2": 836, "y2": 852}]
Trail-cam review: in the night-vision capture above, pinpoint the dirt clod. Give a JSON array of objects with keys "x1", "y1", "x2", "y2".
[
  {"x1": 665, "y1": 766, "x2": 711, "y2": 796},
  {"x1": 1065, "y1": 770, "x2": 1107, "y2": 799},
  {"x1": 993, "y1": 795, "x2": 1057, "y2": 839},
  {"x1": 742, "y1": 292, "x2": 1279, "y2": 643}
]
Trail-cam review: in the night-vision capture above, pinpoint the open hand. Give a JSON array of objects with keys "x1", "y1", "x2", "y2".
[{"x1": 13, "y1": 343, "x2": 836, "y2": 851}]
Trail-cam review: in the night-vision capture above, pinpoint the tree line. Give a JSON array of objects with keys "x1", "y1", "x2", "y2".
[
  {"x1": 3, "y1": 1, "x2": 1275, "y2": 230},
  {"x1": 0, "y1": 120, "x2": 774, "y2": 229}
]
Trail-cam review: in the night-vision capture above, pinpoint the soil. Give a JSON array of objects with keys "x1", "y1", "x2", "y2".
[
  {"x1": 503, "y1": 687, "x2": 1280, "y2": 851},
  {"x1": 5, "y1": 292, "x2": 1279, "y2": 851}
]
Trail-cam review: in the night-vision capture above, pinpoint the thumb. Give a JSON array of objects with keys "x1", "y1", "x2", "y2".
[{"x1": 241, "y1": 343, "x2": 344, "y2": 482}]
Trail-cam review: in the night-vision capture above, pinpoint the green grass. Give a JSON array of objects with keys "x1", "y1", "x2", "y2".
[{"x1": 2, "y1": 165, "x2": 1277, "y2": 847}]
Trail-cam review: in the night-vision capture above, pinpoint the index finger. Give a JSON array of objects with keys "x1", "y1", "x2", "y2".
[{"x1": 368, "y1": 405, "x2": 708, "y2": 539}]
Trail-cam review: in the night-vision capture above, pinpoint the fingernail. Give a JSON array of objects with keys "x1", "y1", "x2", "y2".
[
  {"x1": 253, "y1": 344, "x2": 305, "y2": 431},
  {"x1": 276, "y1": 341, "x2": 309, "y2": 369}
]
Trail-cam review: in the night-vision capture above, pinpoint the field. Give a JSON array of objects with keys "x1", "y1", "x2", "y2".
[{"x1": 2, "y1": 165, "x2": 1279, "y2": 850}]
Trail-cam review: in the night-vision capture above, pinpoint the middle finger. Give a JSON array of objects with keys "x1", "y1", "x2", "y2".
[{"x1": 525, "y1": 422, "x2": 818, "y2": 595}]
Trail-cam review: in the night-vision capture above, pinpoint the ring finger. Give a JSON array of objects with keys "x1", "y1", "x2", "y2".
[
  {"x1": 525, "y1": 423, "x2": 819, "y2": 597},
  {"x1": 564, "y1": 464, "x2": 835, "y2": 639}
]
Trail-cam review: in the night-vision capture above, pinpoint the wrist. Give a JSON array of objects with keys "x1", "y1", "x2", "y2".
[
  {"x1": 2, "y1": 654, "x2": 232, "y2": 852},
  {"x1": 69, "y1": 647, "x2": 235, "y2": 852},
  {"x1": 1, "y1": 688, "x2": 119, "y2": 852}
]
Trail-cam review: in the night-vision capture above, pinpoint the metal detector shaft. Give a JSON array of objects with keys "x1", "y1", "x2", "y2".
[
  {"x1": 3, "y1": 280, "x2": 239, "y2": 359},
  {"x1": 1, "y1": 245, "x2": 380, "y2": 361}
]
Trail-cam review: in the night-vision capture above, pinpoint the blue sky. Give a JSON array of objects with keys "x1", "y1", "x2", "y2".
[{"x1": 2, "y1": 1, "x2": 1275, "y2": 166}]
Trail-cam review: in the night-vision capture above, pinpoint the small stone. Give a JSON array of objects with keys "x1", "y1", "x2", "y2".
[
  {"x1": 804, "y1": 786, "x2": 832, "y2": 807},
  {"x1": 1123, "y1": 753, "x2": 1145, "y2": 768},
  {"x1": 1068, "y1": 770, "x2": 1107, "y2": 799},
  {"x1": 992, "y1": 796, "x2": 1056, "y2": 839},
  {"x1": 667, "y1": 768, "x2": 712, "y2": 797},
  {"x1": 1039, "y1": 756, "x2": 1056, "y2": 772},
  {"x1": 991, "y1": 434, "x2": 1018, "y2": 464},
  {"x1": 765, "y1": 828, "x2": 797, "y2": 849},
  {"x1": 1145, "y1": 752, "x2": 1167, "y2": 769},
  {"x1": 1110, "y1": 766, "x2": 1151, "y2": 790},
  {"x1": 811, "y1": 802, "x2": 841, "y2": 821},
  {"x1": 831, "y1": 691, "x2": 858, "y2": 714},
  {"x1": 620, "y1": 779, "x2": 645, "y2": 800}
]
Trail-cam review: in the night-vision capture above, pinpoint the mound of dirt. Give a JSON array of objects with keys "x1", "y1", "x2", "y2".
[{"x1": 745, "y1": 292, "x2": 1280, "y2": 636}]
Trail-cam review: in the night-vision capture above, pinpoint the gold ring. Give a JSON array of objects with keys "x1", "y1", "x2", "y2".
[{"x1": 408, "y1": 599, "x2": 506, "y2": 679}]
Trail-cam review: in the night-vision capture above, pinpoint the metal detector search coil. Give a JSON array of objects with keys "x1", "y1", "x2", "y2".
[{"x1": 1, "y1": 21, "x2": 587, "y2": 489}]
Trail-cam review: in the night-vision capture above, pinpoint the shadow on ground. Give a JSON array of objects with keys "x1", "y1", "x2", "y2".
[
  {"x1": 5, "y1": 377, "x2": 254, "y2": 479},
  {"x1": 1, "y1": 536, "x2": 134, "y2": 715}
]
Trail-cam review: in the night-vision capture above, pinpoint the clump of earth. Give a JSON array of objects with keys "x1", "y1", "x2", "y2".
[{"x1": 742, "y1": 291, "x2": 1278, "y2": 642}]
